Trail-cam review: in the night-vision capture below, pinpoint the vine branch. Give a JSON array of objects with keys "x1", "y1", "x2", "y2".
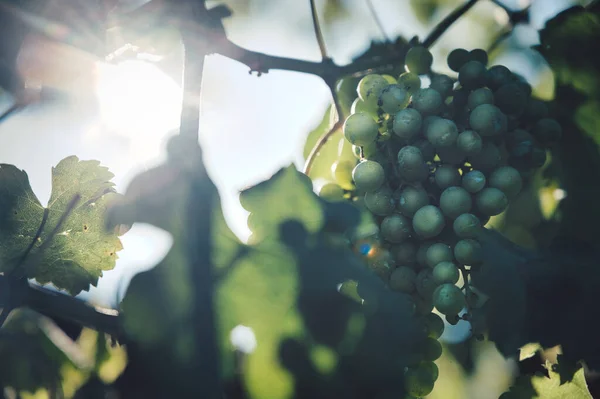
[
  {"x1": 422, "y1": 0, "x2": 479, "y2": 48},
  {"x1": 309, "y1": 0, "x2": 329, "y2": 59}
]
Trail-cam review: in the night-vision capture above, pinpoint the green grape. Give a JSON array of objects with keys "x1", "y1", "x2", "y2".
[
  {"x1": 437, "y1": 146, "x2": 466, "y2": 165},
  {"x1": 350, "y1": 97, "x2": 378, "y2": 119},
  {"x1": 447, "y1": 48, "x2": 470, "y2": 72},
  {"x1": 343, "y1": 112, "x2": 379, "y2": 146},
  {"x1": 433, "y1": 283, "x2": 466, "y2": 315},
  {"x1": 393, "y1": 108, "x2": 422, "y2": 141},
  {"x1": 494, "y1": 82, "x2": 528, "y2": 116},
  {"x1": 318, "y1": 183, "x2": 345, "y2": 202},
  {"x1": 435, "y1": 165, "x2": 461, "y2": 190},
  {"x1": 405, "y1": 46, "x2": 433, "y2": 74},
  {"x1": 398, "y1": 71, "x2": 422, "y2": 93},
  {"x1": 422, "y1": 337, "x2": 443, "y2": 361},
  {"x1": 532, "y1": 118, "x2": 562, "y2": 146},
  {"x1": 365, "y1": 186, "x2": 395, "y2": 216},
  {"x1": 489, "y1": 166, "x2": 522, "y2": 199},
  {"x1": 454, "y1": 239, "x2": 482, "y2": 265},
  {"x1": 379, "y1": 85, "x2": 410, "y2": 114},
  {"x1": 469, "y1": 48, "x2": 488, "y2": 66},
  {"x1": 468, "y1": 142, "x2": 501, "y2": 171},
  {"x1": 475, "y1": 187, "x2": 508, "y2": 216},
  {"x1": 467, "y1": 87, "x2": 494, "y2": 110},
  {"x1": 456, "y1": 131, "x2": 482, "y2": 156},
  {"x1": 433, "y1": 261, "x2": 460, "y2": 284},
  {"x1": 485, "y1": 65, "x2": 512, "y2": 90},
  {"x1": 423, "y1": 313, "x2": 445, "y2": 339},
  {"x1": 412, "y1": 88, "x2": 443, "y2": 115},
  {"x1": 417, "y1": 241, "x2": 435, "y2": 267},
  {"x1": 416, "y1": 268, "x2": 438, "y2": 299},
  {"x1": 425, "y1": 118, "x2": 458, "y2": 148},
  {"x1": 523, "y1": 98, "x2": 549, "y2": 123},
  {"x1": 404, "y1": 366, "x2": 436, "y2": 397},
  {"x1": 458, "y1": 60, "x2": 486, "y2": 90},
  {"x1": 391, "y1": 240, "x2": 417, "y2": 266},
  {"x1": 352, "y1": 142, "x2": 379, "y2": 159},
  {"x1": 414, "y1": 139, "x2": 436, "y2": 162},
  {"x1": 380, "y1": 214, "x2": 412, "y2": 243},
  {"x1": 440, "y1": 186, "x2": 472, "y2": 219},
  {"x1": 352, "y1": 160, "x2": 385, "y2": 192},
  {"x1": 453, "y1": 213, "x2": 482, "y2": 238},
  {"x1": 462, "y1": 170, "x2": 486, "y2": 193},
  {"x1": 420, "y1": 361, "x2": 440, "y2": 381},
  {"x1": 398, "y1": 146, "x2": 427, "y2": 182},
  {"x1": 469, "y1": 104, "x2": 507, "y2": 137},
  {"x1": 331, "y1": 160, "x2": 355, "y2": 190},
  {"x1": 429, "y1": 74, "x2": 455, "y2": 99},
  {"x1": 389, "y1": 266, "x2": 417, "y2": 293},
  {"x1": 396, "y1": 185, "x2": 430, "y2": 217},
  {"x1": 425, "y1": 243, "x2": 453, "y2": 268},
  {"x1": 367, "y1": 249, "x2": 396, "y2": 278},
  {"x1": 357, "y1": 74, "x2": 388, "y2": 108},
  {"x1": 413, "y1": 205, "x2": 445, "y2": 239}
]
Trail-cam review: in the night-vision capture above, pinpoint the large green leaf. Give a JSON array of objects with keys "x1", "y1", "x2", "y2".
[
  {"x1": 508, "y1": 361, "x2": 592, "y2": 398},
  {"x1": 0, "y1": 156, "x2": 124, "y2": 295}
]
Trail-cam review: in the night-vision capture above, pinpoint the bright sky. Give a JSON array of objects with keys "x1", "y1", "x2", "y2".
[{"x1": 0, "y1": 0, "x2": 576, "y2": 315}]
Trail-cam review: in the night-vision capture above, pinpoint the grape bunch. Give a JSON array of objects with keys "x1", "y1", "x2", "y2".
[{"x1": 319, "y1": 45, "x2": 562, "y2": 397}]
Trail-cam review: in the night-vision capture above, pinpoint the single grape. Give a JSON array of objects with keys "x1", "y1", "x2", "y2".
[
  {"x1": 405, "y1": 46, "x2": 433, "y2": 74},
  {"x1": 456, "y1": 130, "x2": 483, "y2": 155},
  {"x1": 425, "y1": 243, "x2": 453, "y2": 268},
  {"x1": 453, "y1": 213, "x2": 482, "y2": 238},
  {"x1": 532, "y1": 118, "x2": 562, "y2": 146},
  {"x1": 398, "y1": 146, "x2": 427, "y2": 182},
  {"x1": 489, "y1": 166, "x2": 523, "y2": 199},
  {"x1": 331, "y1": 160, "x2": 355, "y2": 190},
  {"x1": 422, "y1": 337, "x2": 443, "y2": 361},
  {"x1": 467, "y1": 87, "x2": 494, "y2": 110},
  {"x1": 462, "y1": 170, "x2": 486, "y2": 193},
  {"x1": 437, "y1": 146, "x2": 466, "y2": 165},
  {"x1": 404, "y1": 366, "x2": 436, "y2": 397},
  {"x1": 381, "y1": 214, "x2": 412, "y2": 243},
  {"x1": 412, "y1": 88, "x2": 443, "y2": 115},
  {"x1": 357, "y1": 74, "x2": 388, "y2": 108},
  {"x1": 429, "y1": 74, "x2": 455, "y2": 98},
  {"x1": 433, "y1": 261, "x2": 460, "y2": 284},
  {"x1": 425, "y1": 118, "x2": 459, "y2": 148},
  {"x1": 395, "y1": 185, "x2": 430, "y2": 217},
  {"x1": 423, "y1": 313, "x2": 445, "y2": 339},
  {"x1": 389, "y1": 266, "x2": 417, "y2": 293},
  {"x1": 365, "y1": 186, "x2": 395, "y2": 216},
  {"x1": 475, "y1": 187, "x2": 508, "y2": 216},
  {"x1": 351, "y1": 97, "x2": 378, "y2": 119},
  {"x1": 414, "y1": 139, "x2": 436, "y2": 162},
  {"x1": 352, "y1": 160, "x2": 385, "y2": 192},
  {"x1": 417, "y1": 241, "x2": 435, "y2": 267},
  {"x1": 440, "y1": 186, "x2": 472, "y2": 219},
  {"x1": 469, "y1": 49, "x2": 488, "y2": 66},
  {"x1": 398, "y1": 72, "x2": 422, "y2": 93},
  {"x1": 420, "y1": 361, "x2": 439, "y2": 381},
  {"x1": 435, "y1": 165, "x2": 461, "y2": 190},
  {"x1": 379, "y1": 85, "x2": 410, "y2": 114},
  {"x1": 494, "y1": 83, "x2": 528, "y2": 116},
  {"x1": 416, "y1": 268, "x2": 438, "y2": 300},
  {"x1": 433, "y1": 283, "x2": 466, "y2": 315},
  {"x1": 447, "y1": 48, "x2": 470, "y2": 72},
  {"x1": 468, "y1": 142, "x2": 501, "y2": 171},
  {"x1": 504, "y1": 129, "x2": 534, "y2": 150},
  {"x1": 485, "y1": 65, "x2": 512, "y2": 90},
  {"x1": 458, "y1": 60, "x2": 486, "y2": 90},
  {"x1": 318, "y1": 183, "x2": 345, "y2": 202},
  {"x1": 391, "y1": 240, "x2": 418, "y2": 266},
  {"x1": 469, "y1": 104, "x2": 507, "y2": 137},
  {"x1": 454, "y1": 239, "x2": 482, "y2": 265},
  {"x1": 393, "y1": 108, "x2": 422, "y2": 141},
  {"x1": 343, "y1": 112, "x2": 379, "y2": 146},
  {"x1": 413, "y1": 205, "x2": 445, "y2": 239},
  {"x1": 523, "y1": 99, "x2": 549, "y2": 124}
]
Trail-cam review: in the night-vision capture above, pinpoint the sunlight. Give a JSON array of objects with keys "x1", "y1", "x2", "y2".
[{"x1": 95, "y1": 60, "x2": 182, "y2": 140}]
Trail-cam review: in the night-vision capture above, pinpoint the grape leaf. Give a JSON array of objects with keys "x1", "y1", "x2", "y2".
[
  {"x1": 509, "y1": 361, "x2": 592, "y2": 398},
  {"x1": 0, "y1": 156, "x2": 124, "y2": 295},
  {"x1": 536, "y1": 6, "x2": 600, "y2": 99}
]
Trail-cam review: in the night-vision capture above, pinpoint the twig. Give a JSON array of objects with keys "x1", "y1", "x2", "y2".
[
  {"x1": 309, "y1": 0, "x2": 329, "y2": 59},
  {"x1": 366, "y1": 0, "x2": 390, "y2": 42},
  {"x1": 303, "y1": 121, "x2": 343, "y2": 175},
  {"x1": 422, "y1": 0, "x2": 479, "y2": 48},
  {"x1": 459, "y1": 264, "x2": 472, "y2": 316}
]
